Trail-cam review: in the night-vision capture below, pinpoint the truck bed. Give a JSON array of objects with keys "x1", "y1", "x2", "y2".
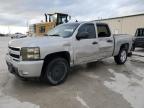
[{"x1": 113, "y1": 34, "x2": 133, "y2": 56}]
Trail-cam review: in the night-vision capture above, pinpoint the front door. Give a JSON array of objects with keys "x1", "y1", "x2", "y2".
[{"x1": 74, "y1": 23, "x2": 99, "y2": 64}]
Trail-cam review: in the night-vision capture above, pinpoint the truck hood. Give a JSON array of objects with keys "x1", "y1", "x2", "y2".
[{"x1": 8, "y1": 36, "x2": 65, "y2": 48}]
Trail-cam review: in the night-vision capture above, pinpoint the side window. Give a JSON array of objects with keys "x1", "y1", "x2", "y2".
[
  {"x1": 39, "y1": 26, "x2": 46, "y2": 33},
  {"x1": 78, "y1": 24, "x2": 96, "y2": 39},
  {"x1": 97, "y1": 24, "x2": 111, "y2": 38}
]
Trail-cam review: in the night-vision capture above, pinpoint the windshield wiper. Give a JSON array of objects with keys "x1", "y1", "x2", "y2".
[{"x1": 48, "y1": 34, "x2": 60, "y2": 37}]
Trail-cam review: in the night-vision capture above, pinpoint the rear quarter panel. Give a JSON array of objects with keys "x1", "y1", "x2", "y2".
[{"x1": 113, "y1": 35, "x2": 133, "y2": 56}]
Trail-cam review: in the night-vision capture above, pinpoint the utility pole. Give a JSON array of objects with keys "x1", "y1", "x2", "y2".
[
  {"x1": 8, "y1": 26, "x2": 11, "y2": 35},
  {"x1": 26, "y1": 20, "x2": 29, "y2": 34}
]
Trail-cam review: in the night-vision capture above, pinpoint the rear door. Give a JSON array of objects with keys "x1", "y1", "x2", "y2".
[{"x1": 97, "y1": 24, "x2": 114, "y2": 57}]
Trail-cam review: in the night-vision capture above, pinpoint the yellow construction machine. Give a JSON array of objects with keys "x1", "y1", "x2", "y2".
[{"x1": 29, "y1": 13, "x2": 71, "y2": 36}]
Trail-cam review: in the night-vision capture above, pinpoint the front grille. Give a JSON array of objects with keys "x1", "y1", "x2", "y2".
[
  {"x1": 9, "y1": 53, "x2": 20, "y2": 59},
  {"x1": 8, "y1": 46, "x2": 20, "y2": 61},
  {"x1": 9, "y1": 46, "x2": 20, "y2": 51}
]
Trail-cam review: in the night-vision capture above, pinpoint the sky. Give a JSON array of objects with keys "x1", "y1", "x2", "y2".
[{"x1": 0, "y1": 0, "x2": 144, "y2": 34}]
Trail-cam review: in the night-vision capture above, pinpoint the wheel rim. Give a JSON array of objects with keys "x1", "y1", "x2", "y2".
[
  {"x1": 120, "y1": 50, "x2": 127, "y2": 62},
  {"x1": 48, "y1": 62, "x2": 67, "y2": 84}
]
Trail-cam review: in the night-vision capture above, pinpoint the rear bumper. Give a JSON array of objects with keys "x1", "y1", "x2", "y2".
[{"x1": 5, "y1": 54, "x2": 44, "y2": 78}]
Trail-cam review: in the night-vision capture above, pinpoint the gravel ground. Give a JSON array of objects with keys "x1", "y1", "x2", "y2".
[{"x1": 0, "y1": 37, "x2": 144, "y2": 108}]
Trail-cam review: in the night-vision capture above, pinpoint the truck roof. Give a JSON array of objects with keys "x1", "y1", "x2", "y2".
[{"x1": 66, "y1": 21, "x2": 108, "y2": 26}]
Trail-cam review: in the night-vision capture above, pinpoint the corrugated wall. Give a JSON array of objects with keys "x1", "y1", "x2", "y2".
[{"x1": 99, "y1": 15, "x2": 144, "y2": 36}]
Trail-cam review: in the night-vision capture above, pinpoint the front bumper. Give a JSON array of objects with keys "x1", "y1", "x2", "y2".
[{"x1": 5, "y1": 54, "x2": 44, "y2": 78}]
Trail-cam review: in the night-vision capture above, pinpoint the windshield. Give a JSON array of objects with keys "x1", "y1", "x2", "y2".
[
  {"x1": 47, "y1": 23, "x2": 80, "y2": 38},
  {"x1": 49, "y1": 14, "x2": 57, "y2": 22}
]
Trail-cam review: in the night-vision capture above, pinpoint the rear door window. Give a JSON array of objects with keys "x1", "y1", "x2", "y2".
[{"x1": 97, "y1": 24, "x2": 111, "y2": 38}]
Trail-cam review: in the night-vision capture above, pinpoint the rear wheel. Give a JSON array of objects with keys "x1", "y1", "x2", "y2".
[
  {"x1": 44, "y1": 58, "x2": 70, "y2": 85},
  {"x1": 114, "y1": 48, "x2": 128, "y2": 65}
]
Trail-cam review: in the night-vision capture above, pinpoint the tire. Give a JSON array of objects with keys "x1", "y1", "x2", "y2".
[
  {"x1": 44, "y1": 58, "x2": 70, "y2": 85},
  {"x1": 114, "y1": 48, "x2": 128, "y2": 65}
]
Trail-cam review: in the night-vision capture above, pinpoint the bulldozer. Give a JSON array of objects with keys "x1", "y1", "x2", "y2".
[{"x1": 29, "y1": 13, "x2": 71, "y2": 36}]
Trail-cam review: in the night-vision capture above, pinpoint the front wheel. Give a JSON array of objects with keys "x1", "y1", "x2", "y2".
[
  {"x1": 44, "y1": 58, "x2": 70, "y2": 85},
  {"x1": 114, "y1": 48, "x2": 128, "y2": 65}
]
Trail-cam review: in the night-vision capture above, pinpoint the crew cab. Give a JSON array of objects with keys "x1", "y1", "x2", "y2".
[{"x1": 6, "y1": 22, "x2": 133, "y2": 85}]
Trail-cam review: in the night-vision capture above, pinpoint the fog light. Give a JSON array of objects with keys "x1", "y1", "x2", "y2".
[{"x1": 22, "y1": 71, "x2": 29, "y2": 75}]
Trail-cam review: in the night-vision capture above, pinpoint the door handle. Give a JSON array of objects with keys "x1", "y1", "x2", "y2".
[
  {"x1": 92, "y1": 41, "x2": 98, "y2": 45},
  {"x1": 107, "y1": 40, "x2": 113, "y2": 42}
]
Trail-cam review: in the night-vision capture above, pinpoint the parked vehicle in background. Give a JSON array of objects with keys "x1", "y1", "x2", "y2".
[
  {"x1": 133, "y1": 28, "x2": 144, "y2": 50},
  {"x1": 11, "y1": 33, "x2": 27, "y2": 39},
  {"x1": 6, "y1": 22, "x2": 133, "y2": 85},
  {"x1": 29, "y1": 13, "x2": 71, "y2": 36},
  {"x1": 0, "y1": 33, "x2": 5, "y2": 37}
]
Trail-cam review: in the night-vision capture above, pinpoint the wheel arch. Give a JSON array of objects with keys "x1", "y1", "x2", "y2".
[
  {"x1": 114, "y1": 43, "x2": 129, "y2": 65},
  {"x1": 40, "y1": 51, "x2": 71, "y2": 78},
  {"x1": 120, "y1": 43, "x2": 129, "y2": 51}
]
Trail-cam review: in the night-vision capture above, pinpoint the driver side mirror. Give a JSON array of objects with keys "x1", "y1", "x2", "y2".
[{"x1": 76, "y1": 32, "x2": 89, "y2": 40}]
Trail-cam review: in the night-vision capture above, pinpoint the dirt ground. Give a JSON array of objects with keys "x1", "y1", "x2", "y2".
[{"x1": 0, "y1": 37, "x2": 144, "y2": 108}]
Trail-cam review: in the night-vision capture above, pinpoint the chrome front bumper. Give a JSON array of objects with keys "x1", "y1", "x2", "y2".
[{"x1": 6, "y1": 54, "x2": 44, "y2": 78}]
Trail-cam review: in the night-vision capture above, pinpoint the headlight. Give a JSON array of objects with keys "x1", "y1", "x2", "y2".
[{"x1": 21, "y1": 47, "x2": 40, "y2": 61}]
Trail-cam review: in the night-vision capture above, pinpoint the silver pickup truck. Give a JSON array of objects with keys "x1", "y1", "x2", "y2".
[{"x1": 6, "y1": 22, "x2": 133, "y2": 85}]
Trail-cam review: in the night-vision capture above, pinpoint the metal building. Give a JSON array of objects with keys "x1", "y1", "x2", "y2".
[{"x1": 96, "y1": 13, "x2": 144, "y2": 35}]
